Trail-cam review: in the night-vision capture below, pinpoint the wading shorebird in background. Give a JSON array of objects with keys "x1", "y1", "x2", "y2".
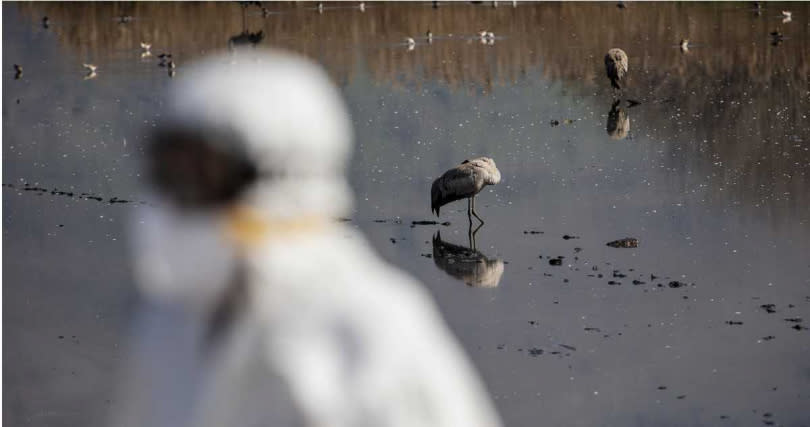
[
  {"x1": 431, "y1": 157, "x2": 501, "y2": 224},
  {"x1": 604, "y1": 48, "x2": 628, "y2": 97}
]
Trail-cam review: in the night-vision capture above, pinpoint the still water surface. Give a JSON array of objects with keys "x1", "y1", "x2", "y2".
[{"x1": 3, "y1": 2, "x2": 810, "y2": 426}]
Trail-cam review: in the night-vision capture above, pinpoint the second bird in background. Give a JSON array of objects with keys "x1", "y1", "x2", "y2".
[{"x1": 605, "y1": 48, "x2": 628, "y2": 96}]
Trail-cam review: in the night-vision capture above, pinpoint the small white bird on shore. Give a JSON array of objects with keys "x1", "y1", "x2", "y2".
[
  {"x1": 82, "y1": 63, "x2": 98, "y2": 79},
  {"x1": 406, "y1": 37, "x2": 416, "y2": 50}
]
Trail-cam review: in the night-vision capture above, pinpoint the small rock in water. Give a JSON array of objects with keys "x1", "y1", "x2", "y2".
[
  {"x1": 760, "y1": 304, "x2": 776, "y2": 313},
  {"x1": 528, "y1": 348, "x2": 543, "y2": 357},
  {"x1": 548, "y1": 257, "x2": 563, "y2": 266},
  {"x1": 668, "y1": 281, "x2": 687, "y2": 288},
  {"x1": 725, "y1": 320, "x2": 744, "y2": 325},
  {"x1": 606, "y1": 237, "x2": 639, "y2": 248}
]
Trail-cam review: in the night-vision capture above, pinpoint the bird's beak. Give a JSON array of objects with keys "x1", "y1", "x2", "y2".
[{"x1": 224, "y1": 204, "x2": 269, "y2": 250}]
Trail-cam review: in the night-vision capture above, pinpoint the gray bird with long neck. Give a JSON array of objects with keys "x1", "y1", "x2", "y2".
[
  {"x1": 431, "y1": 157, "x2": 501, "y2": 223},
  {"x1": 604, "y1": 48, "x2": 628, "y2": 95}
]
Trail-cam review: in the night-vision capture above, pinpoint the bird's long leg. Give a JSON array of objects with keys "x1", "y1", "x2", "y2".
[
  {"x1": 470, "y1": 221, "x2": 483, "y2": 250},
  {"x1": 470, "y1": 195, "x2": 484, "y2": 224},
  {"x1": 467, "y1": 197, "x2": 473, "y2": 221},
  {"x1": 467, "y1": 217, "x2": 474, "y2": 250}
]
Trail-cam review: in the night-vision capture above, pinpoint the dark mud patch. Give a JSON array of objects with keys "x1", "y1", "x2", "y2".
[
  {"x1": 411, "y1": 220, "x2": 451, "y2": 226},
  {"x1": 668, "y1": 281, "x2": 689, "y2": 288},
  {"x1": 4, "y1": 183, "x2": 145, "y2": 205},
  {"x1": 606, "y1": 237, "x2": 639, "y2": 248}
]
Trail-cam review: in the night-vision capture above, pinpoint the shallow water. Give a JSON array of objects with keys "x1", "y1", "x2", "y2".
[{"x1": 3, "y1": 2, "x2": 810, "y2": 426}]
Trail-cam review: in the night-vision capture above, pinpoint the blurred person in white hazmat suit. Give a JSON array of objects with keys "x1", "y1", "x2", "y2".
[{"x1": 112, "y1": 49, "x2": 502, "y2": 427}]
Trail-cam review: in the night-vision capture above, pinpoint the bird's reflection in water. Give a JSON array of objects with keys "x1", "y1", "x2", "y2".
[
  {"x1": 432, "y1": 230, "x2": 505, "y2": 288},
  {"x1": 606, "y1": 99, "x2": 630, "y2": 140}
]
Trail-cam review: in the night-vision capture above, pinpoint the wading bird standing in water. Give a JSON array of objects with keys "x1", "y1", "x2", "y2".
[
  {"x1": 431, "y1": 157, "x2": 501, "y2": 224},
  {"x1": 604, "y1": 48, "x2": 628, "y2": 97}
]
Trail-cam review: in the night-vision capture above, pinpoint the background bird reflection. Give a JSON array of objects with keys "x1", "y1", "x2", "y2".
[{"x1": 606, "y1": 100, "x2": 630, "y2": 140}]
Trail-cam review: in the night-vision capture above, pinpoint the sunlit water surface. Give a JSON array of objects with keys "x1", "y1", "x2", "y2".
[{"x1": 3, "y1": 2, "x2": 810, "y2": 426}]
